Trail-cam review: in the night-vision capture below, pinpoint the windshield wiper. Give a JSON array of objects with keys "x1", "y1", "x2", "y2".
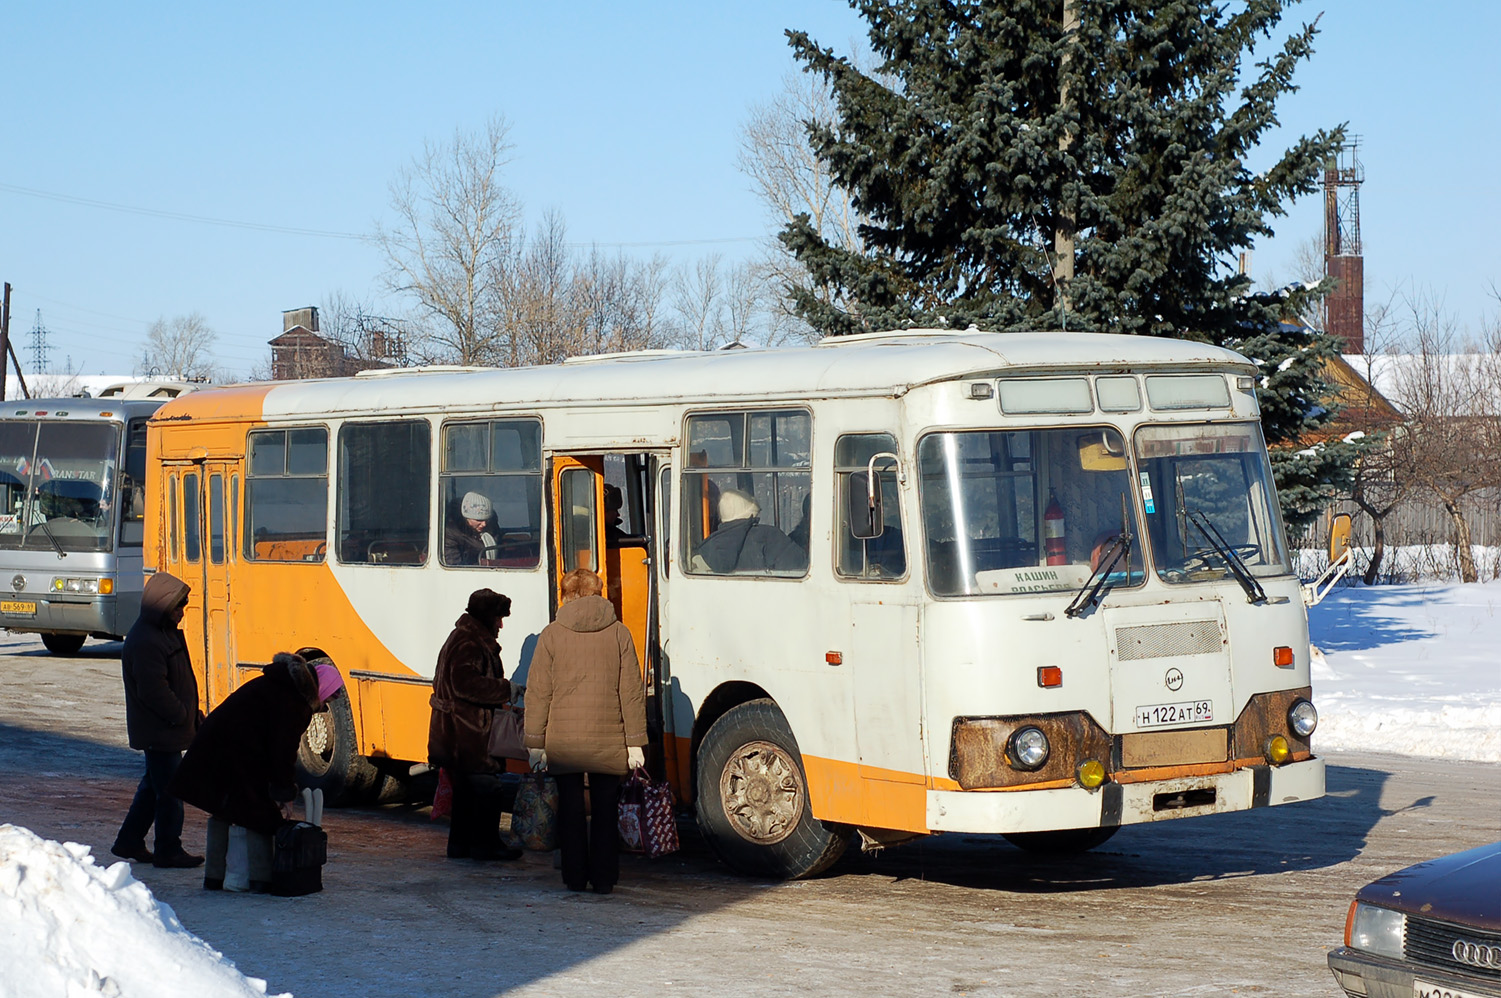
[
  {"x1": 1185, "y1": 509, "x2": 1264, "y2": 604},
  {"x1": 1065, "y1": 533, "x2": 1130, "y2": 618},
  {"x1": 32, "y1": 517, "x2": 67, "y2": 559},
  {"x1": 1065, "y1": 493, "x2": 1134, "y2": 619}
]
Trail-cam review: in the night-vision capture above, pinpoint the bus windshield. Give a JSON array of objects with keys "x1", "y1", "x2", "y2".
[
  {"x1": 918, "y1": 427, "x2": 1145, "y2": 597},
  {"x1": 1134, "y1": 422, "x2": 1290, "y2": 583},
  {"x1": 0, "y1": 420, "x2": 120, "y2": 553}
]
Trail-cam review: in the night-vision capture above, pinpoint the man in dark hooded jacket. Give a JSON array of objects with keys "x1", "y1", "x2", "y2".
[
  {"x1": 694, "y1": 489, "x2": 807, "y2": 574},
  {"x1": 113, "y1": 571, "x2": 203, "y2": 868},
  {"x1": 428, "y1": 588, "x2": 522, "y2": 861}
]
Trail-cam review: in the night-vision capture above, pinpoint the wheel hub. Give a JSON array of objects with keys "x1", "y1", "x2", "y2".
[
  {"x1": 305, "y1": 712, "x2": 333, "y2": 759},
  {"x1": 719, "y1": 739, "x2": 804, "y2": 845}
]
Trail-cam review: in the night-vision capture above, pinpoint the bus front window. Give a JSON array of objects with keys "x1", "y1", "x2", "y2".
[
  {"x1": 1134, "y1": 422, "x2": 1291, "y2": 584},
  {"x1": 917, "y1": 427, "x2": 1144, "y2": 597},
  {"x1": 0, "y1": 420, "x2": 121, "y2": 553}
]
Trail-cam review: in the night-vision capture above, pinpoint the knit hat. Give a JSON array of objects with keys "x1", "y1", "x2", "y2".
[
  {"x1": 313, "y1": 663, "x2": 345, "y2": 703},
  {"x1": 460, "y1": 491, "x2": 492, "y2": 519},
  {"x1": 718, "y1": 489, "x2": 760, "y2": 523},
  {"x1": 466, "y1": 588, "x2": 512, "y2": 622}
]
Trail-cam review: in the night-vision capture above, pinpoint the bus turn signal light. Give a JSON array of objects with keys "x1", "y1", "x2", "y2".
[
  {"x1": 1264, "y1": 734, "x2": 1291, "y2": 765},
  {"x1": 1037, "y1": 666, "x2": 1063, "y2": 688},
  {"x1": 1273, "y1": 646, "x2": 1294, "y2": 667}
]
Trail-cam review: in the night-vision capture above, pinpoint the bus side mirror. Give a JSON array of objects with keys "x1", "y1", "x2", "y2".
[
  {"x1": 1328, "y1": 512, "x2": 1352, "y2": 564},
  {"x1": 848, "y1": 472, "x2": 884, "y2": 540}
]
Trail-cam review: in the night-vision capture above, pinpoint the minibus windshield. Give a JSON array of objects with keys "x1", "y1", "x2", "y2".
[
  {"x1": 1134, "y1": 422, "x2": 1290, "y2": 584},
  {"x1": 0, "y1": 420, "x2": 120, "y2": 553},
  {"x1": 918, "y1": 427, "x2": 1145, "y2": 597}
]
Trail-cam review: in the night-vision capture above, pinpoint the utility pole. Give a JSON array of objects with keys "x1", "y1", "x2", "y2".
[
  {"x1": 1053, "y1": 0, "x2": 1078, "y2": 322},
  {"x1": 0, "y1": 284, "x2": 31, "y2": 401}
]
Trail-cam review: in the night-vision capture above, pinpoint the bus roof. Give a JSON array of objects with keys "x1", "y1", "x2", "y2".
[{"x1": 158, "y1": 330, "x2": 1256, "y2": 423}]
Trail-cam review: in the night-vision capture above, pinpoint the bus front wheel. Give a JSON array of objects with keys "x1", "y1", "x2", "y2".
[
  {"x1": 40, "y1": 633, "x2": 86, "y2": 656},
  {"x1": 695, "y1": 698, "x2": 849, "y2": 880},
  {"x1": 296, "y1": 692, "x2": 379, "y2": 806},
  {"x1": 1002, "y1": 826, "x2": 1119, "y2": 854}
]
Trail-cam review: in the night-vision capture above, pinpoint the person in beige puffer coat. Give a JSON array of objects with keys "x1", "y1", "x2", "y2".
[{"x1": 524, "y1": 568, "x2": 647, "y2": 894}]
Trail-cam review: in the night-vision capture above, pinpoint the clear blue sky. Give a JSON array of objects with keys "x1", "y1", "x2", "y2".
[{"x1": 3, "y1": 1, "x2": 1496, "y2": 379}]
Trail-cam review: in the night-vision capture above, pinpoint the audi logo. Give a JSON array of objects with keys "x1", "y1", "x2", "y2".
[{"x1": 1452, "y1": 939, "x2": 1501, "y2": 970}]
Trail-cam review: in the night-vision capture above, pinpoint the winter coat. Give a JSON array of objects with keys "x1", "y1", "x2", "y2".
[
  {"x1": 523, "y1": 595, "x2": 646, "y2": 776},
  {"x1": 443, "y1": 517, "x2": 499, "y2": 565},
  {"x1": 169, "y1": 655, "x2": 321, "y2": 834},
  {"x1": 695, "y1": 517, "x2": 808, "y2": 574},
  {"x1": 428, "y1": 612, "x2": 512, "y2": 773},
  {"x1": 121, "y1": 572, "x2": 199, "y2": 752}
]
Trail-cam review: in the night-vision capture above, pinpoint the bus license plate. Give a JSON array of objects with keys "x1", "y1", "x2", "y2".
[
  {"x1": 1415, "y1": 981, "x2": 1495, "y2": 998},
  {"x1": 0, "y1": 600, "x2": 36, "y2": 616},
  {"x1": 1135, "y1": 699, "x2": 1213, "y2": 728}
]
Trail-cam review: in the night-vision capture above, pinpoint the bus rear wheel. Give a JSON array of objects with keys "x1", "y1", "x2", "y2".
[
  {"x1": 40, "y1": 632, "x2": 86, "y2": 656},
  {"x1": 695, "y1": 698, "x2": 849, "y2": 880},
  {"x1": 296, "y1": 692, "x2": 379, "y2": 806},
  {"x1": 1002, "y1": 826, "x2": 1119, "y2": 854}
]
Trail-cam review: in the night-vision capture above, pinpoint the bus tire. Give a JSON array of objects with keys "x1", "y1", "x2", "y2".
[
  {"x1": 695, "y1": 698, "x2": 849, "y2": 880},
  {"x1": 40, "y1": 632, "x2": 86, "y2": 656},
  {"x1": 296, "y1": 692, "x2": 379, "y2": 806},
  {"x1": 1002, "y1": 826, "x2": 1119, "y2": 854}
]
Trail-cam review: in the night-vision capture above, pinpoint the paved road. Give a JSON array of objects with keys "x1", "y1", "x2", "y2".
[{"x1": 2, "y1": 633, "x2": 1498, "y2": 998}]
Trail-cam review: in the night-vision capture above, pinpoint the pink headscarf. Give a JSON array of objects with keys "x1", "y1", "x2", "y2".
[{"x1": 313, "y1": 663, "x2": 345, "y2": 703}]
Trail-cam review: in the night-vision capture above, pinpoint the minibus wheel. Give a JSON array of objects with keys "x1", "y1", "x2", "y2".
[
  {"x1": 296, "y1": 692, "x2": 379, "y2": 806},
  {"x1": 1002, "y1": 826, "x2": 1119, "y2": 854},
  {"x1": 695, "y1": 698, "x2": 849, "y2": 880},
  {"x1": 40, "y1": 632, "x2": 86, "y2": 656}
]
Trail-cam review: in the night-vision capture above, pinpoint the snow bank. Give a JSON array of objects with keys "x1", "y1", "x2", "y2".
[
  {"x1": 1309, "y1": 581, "x2": 1501, "y2": 762},
  {"x1": 0, "y1": 825, "x2": 290, "y2": 998}
]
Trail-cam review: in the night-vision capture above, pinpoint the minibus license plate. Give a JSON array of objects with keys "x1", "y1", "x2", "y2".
[
  {"x1": 1135, "y1": 700, "x2": 1213, "y2": 728},
  {"x1": 1414, "y1": 981, "x2": 1492, "y2": 998},
  {"x1": 1, "y1": 600, "x2": 37, "y2": 616}
]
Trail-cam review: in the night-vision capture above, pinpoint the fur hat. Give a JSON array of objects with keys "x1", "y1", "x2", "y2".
[
  {"x1": 274, "y1": 652, "x2": 321, "y2": 710},
  {"x1": 460, "y1": 491, "x2": 492, "y2": 519},
  {"x1": 466, "y1": 588, "x2": 512, "y2": 622},
  {"x1": 718, "y1": 489, "x2": 760, "y2": 523}
]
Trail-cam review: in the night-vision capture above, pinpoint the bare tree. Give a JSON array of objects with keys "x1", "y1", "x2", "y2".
[
  {"x1": 738, "y1": 69, "x2": 870, "y2": 339},
  {"x1": 138, "y1": 313, "x2": 219, "y2": 382},
  {"x1": 1386, "y1": 290, "x2": 1501, "y2": 583},
  {"x1": 1341, "y1": 297, "x2": 1409, "y2": 583},
  {"x1": 319, "y1": 290, "x2": 410, "y2": 371},
  {"x1": 671, "y1": 254, "x2": 728, "y2": 351},
  {"x1": 376, "y1": 116, "x2": 521, "y2": 365}
]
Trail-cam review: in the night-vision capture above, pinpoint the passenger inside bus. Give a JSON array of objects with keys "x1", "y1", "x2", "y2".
[
  {"x1": 693, "y1": 490, "x2": 807, "y2": 575},
  {"x1": 444, "y1": 491, "x2": 501, "y2": 565}
]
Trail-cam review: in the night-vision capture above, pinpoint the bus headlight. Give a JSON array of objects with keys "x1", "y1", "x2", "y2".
[
  {"x1": 1264, "y1": 734, "x2": 1291, "y2": 765},
  {"x1": 1007, "y1": 726, "x2": 1050, "y2": 771},
  {"x1": 1288, "y1": 699, "x2": 1318, "y2": 737},
  {"x1": 52, "y1": 577, "x2": 109, "y2": 595}
]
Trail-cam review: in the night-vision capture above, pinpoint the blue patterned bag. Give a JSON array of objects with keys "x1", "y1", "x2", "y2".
[{"x1": 510, "y1": 774, "x2": 559, "y2": 851}]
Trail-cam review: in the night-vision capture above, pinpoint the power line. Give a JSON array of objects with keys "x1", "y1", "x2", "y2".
[{"x1": 0, "y1": 182, "x2": 371, "y2": 240}]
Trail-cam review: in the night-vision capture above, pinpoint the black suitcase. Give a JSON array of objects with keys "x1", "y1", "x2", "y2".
[{"x1": 271, "y1": 820, "x2": 327, "y2": 896}]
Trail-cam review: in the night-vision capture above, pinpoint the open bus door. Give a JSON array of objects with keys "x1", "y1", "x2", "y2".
[{"x1": 548, "y1": 453, "x2": 676, "y2": 789}]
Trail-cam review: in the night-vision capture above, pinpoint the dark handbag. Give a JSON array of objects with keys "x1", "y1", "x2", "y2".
[
  {"x1": 271, "y1": 820, "x2": 328, "y2": 897},
  {"x1": 487, "y1": 705, "x2": 527, "y2": 761}
]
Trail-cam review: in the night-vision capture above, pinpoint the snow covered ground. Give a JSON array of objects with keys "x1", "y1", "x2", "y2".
[
  {"x1": 2, "y1": 582, "x2": 1498, "y2": 997},
  {"x1": 1309, "y1": 580, "x2": 1501, "y2": 762}
]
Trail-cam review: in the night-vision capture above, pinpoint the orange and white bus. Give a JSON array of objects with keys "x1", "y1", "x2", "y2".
[{"x1": 147, "y1": 330, "x2": 1325, "y2": 878}]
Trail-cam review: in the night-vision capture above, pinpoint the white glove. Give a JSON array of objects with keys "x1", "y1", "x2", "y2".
[
  {"x1": 626, "y1": 746, "x2": 646, "y2": 770},
  {"x1": 528, "y1": 747, "x2": 547, "y2": 772}
]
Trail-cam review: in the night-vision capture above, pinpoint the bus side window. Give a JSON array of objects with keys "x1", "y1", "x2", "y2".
[
  {"x1": 183, "y1": 473, "x2": 201, "y2": 563},
  {"x1": 682, "y1": 409, "x2": 810, "y2": 577},
  {"x1": 119, "y1": 421, "x2": 148, "y2": 547},
  {"x1": 439, "y1": 419, "x2": 542, "y2": 569},
  {"x1": 245, "y1": 428, "x2": 328, "y2": 563},
  {"x1": 835, "y1": 433, "x2": 906, "y2": 580},
  {"x1": 208, "y1": 473, "x2": 225, "y2": 564},
  {"x1": 337, "y1": 421, "x2": 431, "y2": 566},
  {"x1": 658, "y1": 465, "x2": 671, "y2": 578}
]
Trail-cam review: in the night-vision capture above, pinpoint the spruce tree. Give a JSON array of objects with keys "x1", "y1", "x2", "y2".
[{"x1": 784, "y1": 0, "x2": 1359, "y2": 530}]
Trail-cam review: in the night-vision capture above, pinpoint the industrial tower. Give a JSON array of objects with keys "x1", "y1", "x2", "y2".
[
  {"x1": 1323, "y1": 139, "x2": 1364, "y2": 353},
  {"x1": 29, "y1": 310, "x2": 51, "y2": 374}
]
